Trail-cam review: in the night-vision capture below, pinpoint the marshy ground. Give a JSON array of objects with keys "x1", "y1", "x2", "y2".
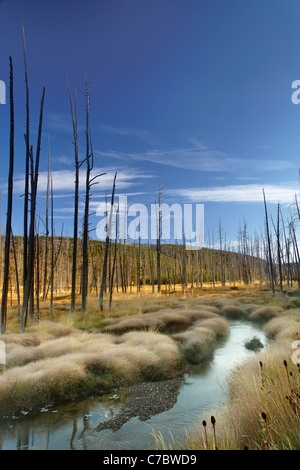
[{"x1": 0, "y1": 285, "x2": 299, "y2": 450}]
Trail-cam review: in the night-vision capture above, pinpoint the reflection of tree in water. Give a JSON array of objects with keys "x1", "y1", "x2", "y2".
[
  {"x1": 70, "y1": 411, "x2": 91, "y2": 450},
  {"x1": 0, "y1": 379, "x2": 182, "y2": 449},
  {"x1": 17, "y1": 427, "x2": 29, "y2": 450},
  {"x1": 0, "y1": 394, "x2": 120, "y2": 450},
  {"x1": 70, "y1": 420, "x2": 77, "y2": 450}
]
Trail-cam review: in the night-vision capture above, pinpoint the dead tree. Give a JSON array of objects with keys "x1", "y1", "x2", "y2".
[
  {"x1": 28, "y1": 144, "x2": 35, "y2": 323},
  {"x1": 36, "y1": 219, "x2": 40, "y2": 322},
  {"x1": 99, "y1": 173, "x2": 117, "y2": 311},
  {"x1": 81, "y1": 78, "x2": 105, "y2": 315},
  {"x1": 137, "y1": 234, "x2": 141, "y2": 294},
  {"x1": 280, "y1": 207, "x2": 292, "y2": 288},
  {"x1": 22, "y1": 20, "x2": 30, "y2": 297},
  {"x1": 0, "y1": 57, "x2": 14, "y2": 334},
  {"x1": 11, "y1": 229, "x2": 20, "y2": 322},
  {"x1": 67, "y1": 79, "x2": 79, "y2": 316},
  {"x1": 50, "y1": 176, "x2": 54, "y2": 319},
  {"x1": 109, "y1": 208, "x2": 118, "y2": 311},
  {"x1": 20, "y1": 87, "x2": 45, "y2": 332},
  {"x1": 148, "y1": 238, "x2": 155, "y2": 293},
  {"x1": 276, "y1": 204, "x2": 283, "y2": 295},
  {"x1": 263, "y1": 189, "x2": 275, "y2": 295},
  {"x1": 81, "y1": 78, "x2": 91, "y2": 316},
  {"x1": 289, "y1": 217, "x2": 300, "y2": 288},
  {"x1": 156, "y1": 182, "x2": 162, "y2": 294},
  {"x1": 42, "y1": 137, "x2": 50, "y2": 301}
]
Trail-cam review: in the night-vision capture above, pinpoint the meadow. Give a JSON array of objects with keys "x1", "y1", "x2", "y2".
[{"x1": 0, "y1": 284, "x2": 299, "y2": 451}]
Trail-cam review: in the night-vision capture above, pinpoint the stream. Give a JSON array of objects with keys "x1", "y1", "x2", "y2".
[{"x1": 0, "y1": 320, "x2": 266, "y2": 450}]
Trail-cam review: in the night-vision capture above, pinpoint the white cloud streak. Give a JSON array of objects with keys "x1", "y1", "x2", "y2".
[
  {"x1": 168, "y1": 184, "x2": 300, "y2": 204},
  {"x1": 12, "y1": 168, "x2": 152, "y2": 195},
  {"x1": 96, "y1": 146, "x2": 293, "y2": 173}
]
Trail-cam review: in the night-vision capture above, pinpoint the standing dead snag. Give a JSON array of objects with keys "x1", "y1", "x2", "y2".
[
  {"x1": 67, "y1": 79, "x2": 79, "y2": 316},
  {"x1": 22, "y1": 20, "x2": 30, "y2": 298},
  {"x1": 35, "y1": 218, "x2": 40, "y2": 323},
  {"x1": 80, "y1": 77, "x2": 105, "y2": 315},
  {"x1": 276, "y1": 204, "x2": 283, "y2": 296},
  {"x1": 156, "y1": 182, "x2": 162, "y2": 294},
  {"x1": 109, "y1": 206, "x2": 118, "y2": 311},
  {"x1": 20, "y1": 87, "x2": 45, "y2": 333},
  {"x1": 81, "y1": 77, "x2": 91, "y2": 317},
  {"x1": 42, "y1": 137, "x2": 50, "y2": 301},
  {"x1": 99, "y1": 172, "x2": 117, "y2": 312},
  {"x1": 263, "y1": 189, "x2": 275, "y2": 296},
  {"x1": 0, "y1": 57, "x2": 14, "y2": 334},
  {"x1": 11, "y1": 229, "x2": 20, "y2": 322},
  {"x1": 50, "y1": 176, "x2": 54, "y2": 319}
]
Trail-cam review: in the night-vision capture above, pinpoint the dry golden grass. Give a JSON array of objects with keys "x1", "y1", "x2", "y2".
[
  {"x1": 2, "y1": 285, "x2": 300, "y2": 435},
  {"x1": 0, "y1": 320, "x2": 182, "y2": 414},
  {"x1": 172, "y1": 316, "x2": 230, "y2": 364},
  {"x1": 249, "y1": 305, "x2": 283, "y2": 322}
]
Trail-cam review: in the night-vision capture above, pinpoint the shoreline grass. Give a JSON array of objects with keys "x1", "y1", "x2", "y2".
[{"x1": 1, "y1": 285, "x2": 300, "y2": 447}]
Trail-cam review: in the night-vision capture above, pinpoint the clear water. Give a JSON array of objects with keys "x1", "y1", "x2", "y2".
[{"x1": 0, "y1": 321, "x2": 266, "y2": 450}]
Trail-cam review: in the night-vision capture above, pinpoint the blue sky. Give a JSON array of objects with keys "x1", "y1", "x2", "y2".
[{"x1": 0, "y1": 0, "x2": 300, "y2": 246}]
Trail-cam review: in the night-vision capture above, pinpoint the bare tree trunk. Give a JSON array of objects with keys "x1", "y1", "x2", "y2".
[
  {"x1": 130, "y1": 242, "x2": 135, "y2": 294},
  {"x1": 148, "y1": 239, "x2": 154, "y2": 294},
  {"x1": 0, "y1": 57, "x2": 14, "y2": 335},
  {"x1": 36, "y1": 222, "x2": 40, "y2": 323},
  {"x1": 156, "y1": 183, "x2": 162, "y2": 294},
  {"x1": 22, "y1": 21, "x2": 30, "y2": 297},
  {"x1": 109, "y1": 210, "x2": 118, "y2": 311},
  {"x1": 50, "y1": 176, "x2": 54, "y2": 319},
  {"x1": 276, "y1": 204, "x2": 283, "y2": 295},
  {"x1": 263, "y1": 189, "x2": 275, "y2": 296},
  {"x1": 99, "y1": 173, "x2": 117, "y2": 311},
  {"x1": 81, "y1": 78, "x2": 91, "y2": 317},
  {"x1": 11, "y1": 230, "x2": 20, "y2": 322},
  {"x1": 67, "y1": 80, "x2": 79, "y2": 316},
  {"x1": 137, "y1": 235, "x2": 141, "y2": 294},
  {"x1": 28, "y1": 148, "x2": 35, "y2": 324},
  {"x1": 42, "y1": 137, "x2": 50, "y2": 301},
  {"x1": 89, "y1": 242, "x2": 98, "y2": 295},
  {"x1": 20, "y1": 87, "x2": 45, "y2": 332}
]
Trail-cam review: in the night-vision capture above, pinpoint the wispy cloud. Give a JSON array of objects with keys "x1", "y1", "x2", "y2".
[
  {"x1": 12, "y1": 167, "x2": 153, "y2": 195},
  {"x1": 44, "y1": 120, "x2": 293, "y2": 175},
  {"x1": 168, "y1": 183, "x2": 300, "y2": 204},
  {"x1": 96, "y1": 143, "x2": 293, "y2": 173}
]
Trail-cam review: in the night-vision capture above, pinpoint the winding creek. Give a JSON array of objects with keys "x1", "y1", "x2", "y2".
[{"x1": 0, "y1": 320, "x2": 266, "y2": 450}]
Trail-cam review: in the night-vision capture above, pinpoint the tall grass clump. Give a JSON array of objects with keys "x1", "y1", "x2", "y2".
[
  {"x1": 173, "y1": 316, "x2": 229, "y2": 364},
  {"x1": 0, "y1": 321, "x2": 182, "y2": 415},
  {"x1": 263, "y1": 309, "x2": 300, "y2": 342},
  {"x1": 249, "y1": 306, "x2": 282, "y2": 322}
]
